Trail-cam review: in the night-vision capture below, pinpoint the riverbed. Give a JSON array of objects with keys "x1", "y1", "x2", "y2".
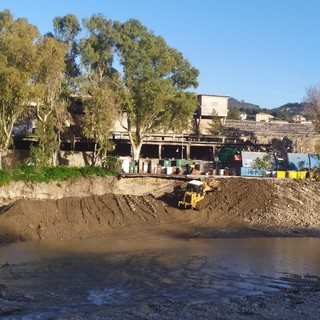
[{"x1": 1, "y1": 237, "x2": 320, "y2": 319}]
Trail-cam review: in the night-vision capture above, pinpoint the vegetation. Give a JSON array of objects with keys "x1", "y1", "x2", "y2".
[
  {"x1": 227, "y1": 107, "x2": 241, "y2": 120},
  {"x1": 53, "y1": 14, "x2": 81, "y2": 83},
  {"x1": 252, "y1": 154, "x2": 273, "y2": 176},
  {"x1": 0, "y1": 10, "x2": 39, "y2": 169},
  {"x1": 79, "y1": 15, "x2": 118, "y2": 166},
  {"x1": 0, "y1": 164, "x2": 117, "y2": 186},
  {"x1": 30, "y1": 36, "x2": 68, "y2": 166},
  {"x1": 1, "y1": 9, "x2": 315, "y2": 171},
  {"x1": 304, "y1": 86, "x2": 320, "y2": 132},
  {"x1": 228, "y1": 98, "x2": 306, "y2": 122},
  {"x1": 114, "y1": 19, "x2": 199, "y2": 160},
  {"x1": 208, "y1": 110, "x2": 223, "y2": 135},
  {"x1": 0, "y1": 10, "x2": 199, "y2": 167}
]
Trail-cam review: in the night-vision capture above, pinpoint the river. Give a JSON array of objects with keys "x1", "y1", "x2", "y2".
[{"x1": 1, "y1": 237, "x2": 320, "y2": 319}]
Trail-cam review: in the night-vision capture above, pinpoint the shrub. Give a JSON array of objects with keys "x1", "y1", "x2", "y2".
[
  {"x1": 252, "y1": 155, "x2": 272, "y2": 176},
  {"x1": 9, "y1": 165, "x2": 116, "y2": 183},
  {"x1": 0, "y1": 170, "x2": 11, "y2": 186}
]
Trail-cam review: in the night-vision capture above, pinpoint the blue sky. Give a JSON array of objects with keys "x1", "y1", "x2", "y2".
[{"x1": 1, "y1": 0, "x2": 320, "y2": 109}]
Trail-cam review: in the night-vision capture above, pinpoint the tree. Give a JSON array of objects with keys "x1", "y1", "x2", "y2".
[
  {"x1": 82, "y1": 81, "x2": 117, "y2": 166},
  {"x1": 53, "y1": 14, "x2": 81, "y2": 84},
  {"x1": 0, "y1": 10, "x2": 39, "y2": 168},
  {"x1": 252, "y1": 154, "x2": 272, "y2": 176},
  {"x1": 304, "y1": 86, "x2": 320, "y2": 132},
  {"x1": 114, "y1": 19, "x2": 199, "y2": 160},
  {"x1": 207, "y1": 110, "x2": 223, "y2": 135},
  {"x1": 227, "y1": 107, "x2": 241, "y2": 120},
  {"x1": 79, "y1": 14, "x2": 118, "y2": 166},
  {"x1": 30, "y1": 36, "x2": 68, "y2": 166},
  {"x1": 80, "y1": 14, "x2": 115, "y2": 81}
]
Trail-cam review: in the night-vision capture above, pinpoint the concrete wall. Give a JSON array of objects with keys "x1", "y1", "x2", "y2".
[
  {"x1": 198, "y1": 94, "x2": 229, "y2": 117},
  {"x1": 3, "y1": 150, "x2": 97, "y2": 168}
]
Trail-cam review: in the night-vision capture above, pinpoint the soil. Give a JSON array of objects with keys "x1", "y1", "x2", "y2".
[
  {"x1": 0, "y1": 176, "x2": 319, "y2": 244},
  {"x1": 0, "y1": 175, "x2": 320, "y2": 319}
]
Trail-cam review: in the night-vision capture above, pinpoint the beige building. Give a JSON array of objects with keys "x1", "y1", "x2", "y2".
[
  {"x1": 196, "y1": 94, "x2": 229, "y2": 134},
  {"x1": 197, "y1": 94, "x2": 229, "y2": 119},
  {"x1": 255, "y1": 112, "x2": 274, "y2": 122}
]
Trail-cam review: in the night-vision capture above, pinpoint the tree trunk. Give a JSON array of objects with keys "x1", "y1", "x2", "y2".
[
  {"x1": 131, "y1": 142, "x2": 143, "y2": 161},
  {"x1": 52, "y1": 150, "x2": 58, "y2": 167},
  {"x1": 92, "y1": 142, "x2": 100, "y2": 166},
  {"x1": 0, "y1": 150, "x2": 2, "y2": 170}
]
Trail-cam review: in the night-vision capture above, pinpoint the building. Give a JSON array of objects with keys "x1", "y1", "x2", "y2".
[
  {"x1": 292, "y1": 114, "x2": 306, "y2": 123},
  {"x1": 255, "y1": 112, "x2": 274, "y2": 122},
  {"x1": 197, "y1": 94, "x2": 229, "y2": 119},
  {"x1": 196, "y1": 94, "x2": 229, "y2": 134}
]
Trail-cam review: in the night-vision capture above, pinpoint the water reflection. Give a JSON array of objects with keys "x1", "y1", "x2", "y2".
[
  {"x1": 1, "y1": 237, "x2": 320, "y2": 319},
  {"x1": 1, "y1": 237, "x2": 320, "y2": 276}
]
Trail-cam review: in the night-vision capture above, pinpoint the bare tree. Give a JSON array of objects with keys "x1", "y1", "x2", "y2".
[{"x1": 304, "y1": 86, "x2": 320, "y2": 132}]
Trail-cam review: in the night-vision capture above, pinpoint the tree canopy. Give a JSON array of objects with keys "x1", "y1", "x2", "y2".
[
  {"x1": 0, "y1": 10, "x2": 39, "y2": 168},
  {"x1": 114, "y1": 19, "x2": 199, "y2": 159},
  {"x1": 0, "y1": 11, "x2": 200, "y2": 167}
]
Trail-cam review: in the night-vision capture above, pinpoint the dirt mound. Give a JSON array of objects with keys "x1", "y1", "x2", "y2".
[
  {"x1": 205, "y1": 178, "x2": 320, "y2": 229},
  {"x1": 0, "y1": 193, "x2": 176, "y2": 243},
  {"x1": 0, "y1": 177, "x2": 319, "y2": 244}
]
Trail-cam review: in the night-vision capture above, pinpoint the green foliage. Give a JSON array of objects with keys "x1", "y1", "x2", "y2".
[
  {"x1": 252, "y1": 155, "x2": 272, "y2": 176},
  {"x1": 8, "y1": 164, "x2": 115, "y2": 183},
  {"x1": 227, "y1": 107, "x2": 241, "y2": 120},
  {"x1": 0, "y1": 169, "x2": 11, "y2": 186},
  {"x1": 271, "y1": 109, "x2": 290, "y2": 121},
  {"x1": 29, "y1": 35, "x2": 69, "y2": 167},
  {"x1": 29, "y1": 120, "x2": 57, "y2": 167},
  {"x1": 79, "y1": 165, "x2": 115, "y2": 177},
  {"x1": 0, "y1": 10, "x2": 39, "y2": 168},
  {"x1": 82, "y1": 81, "x2": 117, "y2": 165},
  {"x1": 114, "y1": 18, "x2": 199, "y2": 160},
  {"x1": 103, "y1": 155, "x2": 118, "y2": 170},
  {"x1": 208, "y1": 109, "x2": 223, "y2": 135},
  {"x1": 53, "y1": 14, "x2": 81, "y2": 80}
]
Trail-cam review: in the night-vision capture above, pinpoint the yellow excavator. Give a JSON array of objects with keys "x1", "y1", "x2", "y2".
[{"x1": 178, "y1": 179, "x2": 219, "y2": 210}]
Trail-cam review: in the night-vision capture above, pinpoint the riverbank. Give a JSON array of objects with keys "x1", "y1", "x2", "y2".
[
  {"x1": 0, "y1": 176, "x2": 319, "y2": 244},
  {"x1": 0, "y1": 176, "x2": 320, "y2": 319}
]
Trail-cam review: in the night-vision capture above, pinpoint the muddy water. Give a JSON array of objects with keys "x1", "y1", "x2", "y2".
[{"x1": 1, "y1": 237, "x2": 320, "y2": 319}]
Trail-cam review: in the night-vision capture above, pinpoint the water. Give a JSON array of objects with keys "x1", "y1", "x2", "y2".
[{"x1": 1, "y1": 237, "x2": 320, "y2": 319}]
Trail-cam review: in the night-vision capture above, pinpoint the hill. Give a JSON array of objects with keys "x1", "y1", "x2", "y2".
[{"x1": 229, "y1": 98, "x2": 306, "y2": 120}]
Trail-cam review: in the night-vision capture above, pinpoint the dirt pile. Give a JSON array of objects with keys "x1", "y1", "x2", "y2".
[
  {"x1": 202, "y1": 178, "x2": 320, "y2": 233},
  {"x1": 0, "y1": 176, "x2": 319, "y2": 244}
]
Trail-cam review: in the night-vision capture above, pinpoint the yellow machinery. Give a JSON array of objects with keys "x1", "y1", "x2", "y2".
[{"x1": 178, "y1": 179, "x2": 216, "y2": 210}]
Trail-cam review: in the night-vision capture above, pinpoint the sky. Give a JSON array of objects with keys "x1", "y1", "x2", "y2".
[{"x1": 1, "y1": 0, "x2": 320, "y2": 109}]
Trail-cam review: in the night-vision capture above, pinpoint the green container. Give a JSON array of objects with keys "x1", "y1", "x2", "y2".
[
  {"x1": 175, "y1": 159, "x2": 182, "y2": 167},
  {"x1": 162, "y1": 159, "x2": 171, "y2": 167},
  {"x1": 129, "y1": 161, "x2": 135, "y2": 173}
]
